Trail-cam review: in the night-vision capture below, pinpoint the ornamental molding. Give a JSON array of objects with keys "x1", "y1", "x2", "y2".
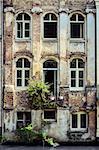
[
  {"x1": 31, "y1": 6, "x2": 43, "y2": 14},
  {"x1": 59, "y1": 8, "x2": 69, "y2": 14},
  {"x1": 4, "y1": 7, "x2": 15, "y2": 13},
  {"x1": 14, "y1": 50, "x2": 34, "y2": 59},
  {"x1": 86, "y1": 8, "x2": 96, "y2": 14}
]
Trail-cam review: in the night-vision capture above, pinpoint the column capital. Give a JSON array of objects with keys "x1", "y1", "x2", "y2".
[
  {"x1": 59, "y1": 8, "x2": 69, "y2": 14},
  {"x1": 86, "y1": 8, "x2": 96, "y2": 14},
  {"x1": 4, "y1": 7, "x2": 15, "y2": 13},
  {"x1": 31, "y1": 6, "x2": 43, "y2": 14}
]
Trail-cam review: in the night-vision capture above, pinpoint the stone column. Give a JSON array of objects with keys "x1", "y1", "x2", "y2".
[
  {"x1": 95, "y1": 0, "x2": 99, "y2": 138},
  {"x1": 86, "y1": 8, "x2": 95, "y2": 86},
  {"x1": 59, "y1": 9, "x2": 69, "y2": 90}
]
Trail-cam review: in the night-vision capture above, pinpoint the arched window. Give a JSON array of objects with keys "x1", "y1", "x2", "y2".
[
  {"x1": 43, "y1": 60, "x2": 58, "y2": 96},
  {"x1": 43, "y1": 13, "x2": 57, "y2": 38},
  {"x1": 16, "y1": 58, "x2": 30, "y2": 87},
  {"x1": 70, "y1": 59, "x2": 84, "y2": 89},
  {"x1": 70, "y1": 13, "x2": 84, "y2": 38},
  {"x1": 16, "y1": 13, "x2": 31, "y2": 39}
]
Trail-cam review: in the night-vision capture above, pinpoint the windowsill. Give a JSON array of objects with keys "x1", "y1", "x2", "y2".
[
  {"x1": 70, "y1": 87, "x2": 84, "y2": 92},
  {"x1": 43, "y1": 119, "x2": 56, "y2": 122},
  {"x1": 15, "y1": 38, "x2": 31, "y2": 42},
  {"x1": 15, "y1": 87, "x2": 28, "y2": 91},
  {"x1": 42, "y1": 38, "x2": 58, "y2": 42},
  {"x1": 70, "y1": 128, "x2": 87, "y2": 132},
  {"x1": 70, "y1": 38, "x2": 85, "y2": 43}
]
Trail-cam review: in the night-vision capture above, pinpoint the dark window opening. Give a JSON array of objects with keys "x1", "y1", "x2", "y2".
[
  {"x1": 71, "y1": 23, "x2": 83, "y2": 38},
  {"x1": 81, "y1": 114, "x2": 86, "y2": 128},
  {"x1": 17, "y1": 112, "x2": 31, "y2": 129},
  {"x1": 44, "y1": 110, "x2": 56, "y2": 119},
  {"x1": 43, "y1": 60, "x2": 57, "y2": 68},
  {"x1": 44, "y1": 22, "x2": 57, "y2": 38},
  {"x1": 72, "y1": 114, "x2": 77, "y2": 128}
]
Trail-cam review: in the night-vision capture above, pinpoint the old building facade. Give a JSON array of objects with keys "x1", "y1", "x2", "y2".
[{"x1": 3, "y1": 0, "x2": 97, "y2": 142}]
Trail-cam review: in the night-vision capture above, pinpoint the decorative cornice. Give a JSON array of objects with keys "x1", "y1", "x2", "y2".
[
  {"x1": 31, "y1": 6, "x2": 43, "y2": 14},
  {"x1": 4, "y1": 7, "x2": 15, "y2": 13}
]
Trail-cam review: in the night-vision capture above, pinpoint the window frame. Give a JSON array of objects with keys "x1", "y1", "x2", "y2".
[
  {"x1": 15, "y1": 13, "x2": 31, "y2": 40},
  {"x1": 43, "y1": 60, "x2": 58, "y2": 96},
  {"x1": 70, "y1": 112, "x2": 88, "y2": 131},
  {"x1": 15, "y1": 58, "x2": 31, "y2": 89},
  {"x1": 70, "y1": 58, "x2": 85, "y2": 91},
  {"x1": 43, "y1": 109, "x2": 57, "y2": 122},
  {"x1": 70, "y1": 13, "x2": 85, "y2": 40},
  {"x1": 43, "y1": 13, "x2": 58, "y2": 40},
  {"x1": 16, "y1": 112, "x2": 31, "y2": 129}
]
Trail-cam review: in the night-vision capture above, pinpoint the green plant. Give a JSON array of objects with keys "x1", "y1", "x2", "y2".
[
  {"x1": 15, "y1": 124, "x2": 59, "y2": 147},
  {"x1": 27, "y1": 79, "x2": 57, "y2": 109}
]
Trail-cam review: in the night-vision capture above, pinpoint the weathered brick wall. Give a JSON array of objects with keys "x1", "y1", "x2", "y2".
[{"x1": 3, "y1": 0, "x2": 96, "y2": 142}]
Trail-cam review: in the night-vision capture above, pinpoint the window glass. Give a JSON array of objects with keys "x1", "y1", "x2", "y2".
[
  {"x1": 70, "y1": 59, "x2": 76, "y2": 68},
  {"x1": 43, "y1": 60, "x2": 57, "y2": 68},
  {"x1": 16, "y1": 13, "x2": 22, "y2": 20},
  {"x1": 72, "y1": 114, "x2": 77, "y2": 128},
  {"x1": 81, "y1": 114, "x2": 86, "y2": 128},
  {"x1": 70, "y1": 14, "x2": 76, "y2": 21},
  {"x1": 70, "y1": 14, "x2": 84, "y2": 38},
  {"x1": 71, "y1": 23, "x2": 83, "y2": 38},
  {"x1": 24, "y1": 13, "x2": 30, "y2": 20},
  {"x1": 16, "y1": 13, "x2": 31, "y2": 39},
  {"x1": 44, "y1": 13, "x2": 57, "y2": 38},
  {"x1": 78, "y1": 59, "x2": 84, "y2": 68},
  {"x1": 44, "y1": 22, "x2": 57, "y2": 38},
  {"x1": 16, "y1": 58, "x2": 30, "y2": 87},
  {"x1": 17, "y1": 112, "x2": 23, "y2": 120},
  {"x1": 44, "y1": 14, "x2": 49, "y2": 20},
  {"x1": 17, "y1": 112, "x2": 31, "y2": 129},
  {"x1": 44, "y1": 110, "x2": 56, "y2": 119},
  {"x1": 78, "y1": 14, "x2": 84, "y2": 21},
  {"x1": 24, "y1": 58, "x2": 30, "y2": 68},
  {"x1": 70, "y1": 59, "x2": 84, "y2": 89}
]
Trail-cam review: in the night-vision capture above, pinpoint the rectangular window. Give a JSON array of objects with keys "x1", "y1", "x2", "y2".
[
  {"x1": 71, "y1": 23, "x2": 83, "y2": 38},
  {"x1": 44, "y1": 22, "x2": 57, "y2": 38},
  {"x1": 17, "y1": 112, "x2": 31, "y2": 129},
  {"x1": 71, "y1": 112, "x2": 87, "y2": 131},
  {"x1": 44, "y1": 109, "x2": 56, "y2": 120}
]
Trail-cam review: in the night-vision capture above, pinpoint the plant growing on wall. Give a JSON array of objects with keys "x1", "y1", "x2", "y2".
[{"x1": 27, "y1": 79, "x2": 56, "y2": 109}]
